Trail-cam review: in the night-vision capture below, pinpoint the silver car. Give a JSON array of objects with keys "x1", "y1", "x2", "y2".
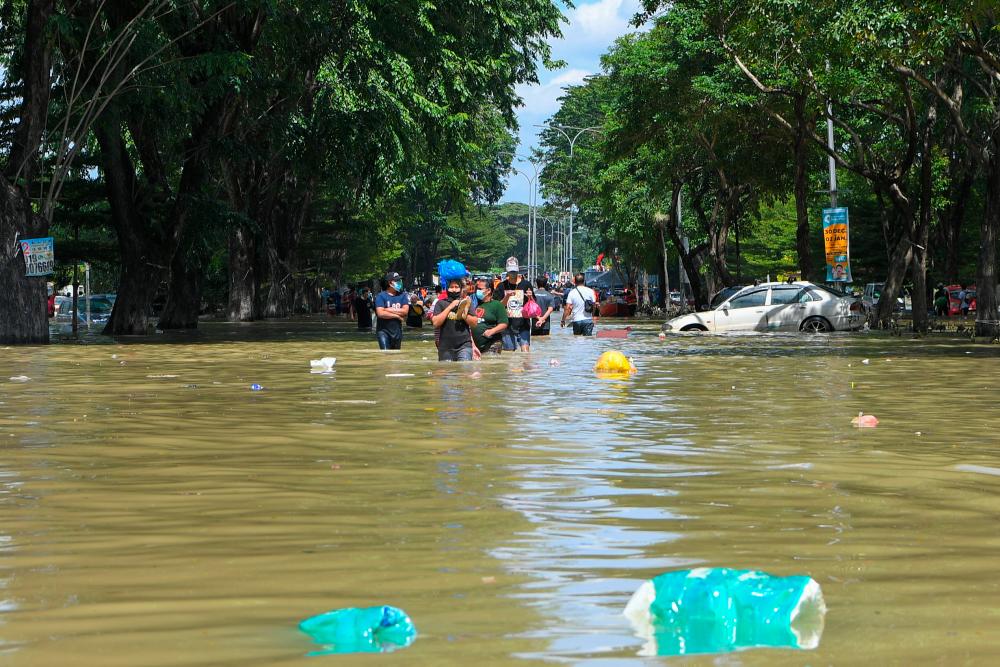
[{"x1": 662, "y1": 282, "x2": 864, "y2": 333}]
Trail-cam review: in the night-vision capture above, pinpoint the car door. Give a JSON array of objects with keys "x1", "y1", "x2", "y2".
[
  {"x1": 715, "y1": 288, "x2": 768, "y2": 332},
  {"x1": 766, "y1": 286, "x2": 815, "y2": 331}
]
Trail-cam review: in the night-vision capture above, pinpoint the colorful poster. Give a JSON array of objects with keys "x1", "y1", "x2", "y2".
[
  {"x1": 822, "y1": 208, "x2": 851, "y2": 283},
  {"x1": 506, "y1": 289, "x2": 524, "y2": 318},
  {"x1": 20, "y1": 237, "x2": 55, "y2": 276}
]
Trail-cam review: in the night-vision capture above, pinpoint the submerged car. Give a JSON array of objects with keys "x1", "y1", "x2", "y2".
[
  {"x1": 52, "y1": 295, "x2": 113, "y2": 325},
  {"x1": 662, "y1": 281, "x2": 864, "y2": 333}
]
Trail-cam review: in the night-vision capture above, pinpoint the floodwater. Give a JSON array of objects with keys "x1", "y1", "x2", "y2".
[{"x1": 3, "y1": 317, "x2": 1000, "y2": 665}]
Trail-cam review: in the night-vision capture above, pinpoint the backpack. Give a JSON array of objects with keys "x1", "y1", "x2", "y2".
[{"x1": 575, "y1": 287, "x2": 595, "y2": 315}]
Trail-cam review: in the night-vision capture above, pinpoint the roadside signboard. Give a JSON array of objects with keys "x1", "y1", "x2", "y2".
[
  {"x1": 822, "y1": 208, "x2": 851, "y2": 282},
  {"x1": 20, "y1": 237, "x2": 55, "y2": 276}
]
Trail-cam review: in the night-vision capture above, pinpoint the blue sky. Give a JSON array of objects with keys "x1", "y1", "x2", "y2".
[{"x1": 501, "y1": 0, "x2": 643, "y2": 203}]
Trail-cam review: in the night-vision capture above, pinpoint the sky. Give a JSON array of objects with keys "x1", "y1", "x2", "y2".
[{"x1": 500, "y1": 0, "x2": 643, "y2": 204}]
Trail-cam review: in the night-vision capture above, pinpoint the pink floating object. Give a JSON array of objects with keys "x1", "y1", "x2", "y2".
[
  {"x1": 851, "y1": 413, "x2": 879, "y2": 428},
  {"x1": 596, "y1": 327, "x2": 632, "y2": 339},
  {"x1": 470, "y1": 371, "x2": 482, "y2": 379},
  {"x1": 549, "y1": 359, "x2": 560, "y2": 367}
]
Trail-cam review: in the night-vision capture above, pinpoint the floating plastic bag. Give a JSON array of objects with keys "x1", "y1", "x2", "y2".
[
  {"x1": 437, "y1": 259, "x2": 469, "y2": 283},
  {"x1": 594, "y1": 350, "x2": 636, "y2": 376},
  {"x1": 851, "y1": 412, "x2": 879, "y2": 428},
  {"x1": 309, "y1": 357, "x2": 336, "y2": 373},
  {"x1": 623, "y1": 568, "x2": 826, "y2": 657},
  {"x1": 299, "y1": 605, "x2": 416, "y2": 655}
]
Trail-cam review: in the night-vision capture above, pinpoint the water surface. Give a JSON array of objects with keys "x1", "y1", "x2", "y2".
[{"x1": 2, "y1": 319, "x2": 1000, "y2": 665}]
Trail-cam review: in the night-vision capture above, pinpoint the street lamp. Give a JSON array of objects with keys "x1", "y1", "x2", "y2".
[
  {"x1": 500, "y1": 151, "x2": 545, "y2": 280},
  {"x1": 536, "y1": 215, "x2": 564, "y2": 277},
  {"x1": 536, "y1": 123, "x2": 602, "y2": 273}
]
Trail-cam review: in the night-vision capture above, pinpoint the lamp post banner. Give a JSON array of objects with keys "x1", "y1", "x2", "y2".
[
  {"x1": 21, "y1": 237, "x2": 55, "y2": 276},
  {"x1": 822, "y1": 208, "x2": 851, "y2": 282}
]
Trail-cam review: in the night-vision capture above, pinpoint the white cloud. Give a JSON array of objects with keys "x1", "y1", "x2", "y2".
[
  {"x1": 515, "y1": 68, "x2": 591, "y2": 117},
  {"x1": 503, "y1": 0, "x2": 643, "y2": 202},
  {"x1": 574, "y1": 0, "x2": 634, "y2": 42}
]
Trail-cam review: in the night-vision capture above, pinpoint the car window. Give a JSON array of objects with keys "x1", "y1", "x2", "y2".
[
  {"x1": 727, "y1": 289, "x2": 767, "y2": 309},
  {"x1": 769, "y1": 287, "x2": 809, "y2": 305},
  {"x1": 814, "y1": 284, "x2": 847, "y2": 298}
]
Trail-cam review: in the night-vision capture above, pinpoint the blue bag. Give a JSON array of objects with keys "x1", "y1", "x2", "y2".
[
  {"x1": 299, "y1": 605, "x2": 416, "y2": 655},
  {"x1": 623, "y1": 568, "x2": 826, "y2": 656},
  {"x1": 437, "y1": 259, "x2": 469, "y2": 283}
]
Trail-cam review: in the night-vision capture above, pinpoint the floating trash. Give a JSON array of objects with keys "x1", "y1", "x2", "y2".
[
  {"x1": 623, "y1": 568, "x2": 826, "y2": 657},
  {"x1": 861, "y1": 359, "x2": 870, "y2": 365},
  {"x1": 658, "y1": 332, "x2": 667, "y2": 340},
  {"x1": 8, "y1": 375, "x2": 30, "y2": 383},
  {"x1": 549, "y1": 359, "x2": 561, "y2": 367},
  {"x1": 596, "y1": 327, "x2": 632, "y2": 339},
  {"x1": 594, "y1": 350, "x2": 636, "y2": 376},
  {"x1": 385, "y1": 373, "x2": 415, "y2": 378},
  {"x1": 851, "y1": 412, "x2": 878, "y2": 428},
  {"x1": 299, "y1": 605, "x2": 416, "y2": 655},
  {"x1": 250, "y1": 383, "x2": 263, "y2": 391},
  {"x1": 310, "y1": 357, "x2": 337, "y2": 372}
]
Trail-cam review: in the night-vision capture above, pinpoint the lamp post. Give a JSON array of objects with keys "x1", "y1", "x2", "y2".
[
  {"x1": 536, "y1": 123, "x2": 602, "y2": 273},
  {"x1": 500, "y1": 151, "x2": 545, "y2": 280},
  {"x1": 536, "y1": 216, "x2": 555, "y2": 277}
]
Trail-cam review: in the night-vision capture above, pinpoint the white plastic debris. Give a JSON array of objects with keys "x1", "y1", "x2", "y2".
[
  {"x1": 310, "y1": 357, "x2": 337, "y2": 373},
  {"x1": 8, "y1": 375, "x2": 30, "y2": 383}
]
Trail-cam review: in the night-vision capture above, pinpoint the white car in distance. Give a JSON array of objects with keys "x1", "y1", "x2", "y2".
[{"x1": 662, "y1": 282, "x2": 864, "y2": 333}]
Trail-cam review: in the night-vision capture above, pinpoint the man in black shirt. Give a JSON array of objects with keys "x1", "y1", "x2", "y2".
[
  {"x1": 494, "y1": 256, "x2": 531, "y2": 351},
  {"x1": 531, "y1": 276, "x2": 556, "y2": 336}
]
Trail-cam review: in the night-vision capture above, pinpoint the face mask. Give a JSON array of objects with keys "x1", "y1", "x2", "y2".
[
  {"x1": 475, "y1": 289, "x2": 486, "y2": 300},
  {"x1": 447, "y1": 289, "x2": 461, "y2": 298},
  {"x1": 392, "y1": 281, "x2": 402, "y2": 291}
]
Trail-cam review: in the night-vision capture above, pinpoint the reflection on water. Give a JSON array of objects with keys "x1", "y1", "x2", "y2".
[{"x1": 3, "y1": 319, "x2": 1000, "y2": 664}]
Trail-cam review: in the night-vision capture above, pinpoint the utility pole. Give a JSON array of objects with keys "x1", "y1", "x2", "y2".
[
  {"x1": 825, "y1": 61, "x2": 839, "y2": 208},
  {"x1": 826, "y1": 99, "x2": 838, "y2": 208},
  {"x1": 501, "y1": 152, "x2": 544, "y2": 280}
]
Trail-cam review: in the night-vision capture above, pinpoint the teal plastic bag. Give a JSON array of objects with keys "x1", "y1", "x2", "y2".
[
  {"x1": 623, "y1": 568, "x2": 826, "y2": 656},
  {"x1": 299, "y1": 605, "x2": 416, "y2": 655}
]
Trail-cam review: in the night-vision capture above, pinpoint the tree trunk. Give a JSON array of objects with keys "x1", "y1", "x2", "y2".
[
  {"x1": 939, "y1": 161, "x2": 974, "y2": 283},
  {"x1": 0, "y1": 181, "x2": 49, "y2": 344},
  {"x1": 793, "y1": 132, "x2": 814, "y2": 280},
  {"x1": 95, "y1": 117, "x2": 162, "y2": 335},
  {"x1": 911, "y1": 117, "x2": 935, "y2": 333},
  {"x1": 976, "y1": 151, "x2": 1000, "y2": 338},
  {"x1": 0, "y1": 0, "x2": 54, "y2": 345},
  {"x1": 656, "y1": 249, "x2": 668, "y2": 308},
  {"x1": 228, "y1": 225, "x2": 257, "y2": 321},
  {"x1": 158, "y1": 249, "x2": 203, "y2": 329},
  {"x1": 876, "y1": 231, "x2": 913, "y2": 328}
]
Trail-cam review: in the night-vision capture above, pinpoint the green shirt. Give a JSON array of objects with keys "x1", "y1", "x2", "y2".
[{"x1": 472, "y1": 299, "x2": 508, "y2": 350}]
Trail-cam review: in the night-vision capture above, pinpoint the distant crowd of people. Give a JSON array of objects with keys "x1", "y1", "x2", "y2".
[{"x1": 322, "y1": 257, "x2": 598, "y2": 361}]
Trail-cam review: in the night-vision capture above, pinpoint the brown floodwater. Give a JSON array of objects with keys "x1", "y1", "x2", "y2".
[{"x1": 2, "y1": 317, "x2": 1000, "y2": 665}]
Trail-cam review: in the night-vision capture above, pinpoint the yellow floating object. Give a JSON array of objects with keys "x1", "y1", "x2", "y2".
[{"x1": 594, "y1": 350, "x2": 636, "y2": 375}]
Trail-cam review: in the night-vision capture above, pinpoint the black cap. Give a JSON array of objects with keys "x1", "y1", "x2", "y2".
[{"x1": 385, "y1": 271, "x2": 401, "y2": 282}]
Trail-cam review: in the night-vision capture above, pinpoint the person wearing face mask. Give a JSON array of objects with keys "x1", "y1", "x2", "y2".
[
  {"x1": 432, "y1": 278, "x2": 480, "y2": 361},
  {"x1": 374, "y1": 271, "x2": 410, "y2": 350},
  {"x1": 472, "y1": 282, "x2": 508, "y2": 355},
  {"x1": 495, "y1": 256, "x2": 531, "y2": 351}
]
